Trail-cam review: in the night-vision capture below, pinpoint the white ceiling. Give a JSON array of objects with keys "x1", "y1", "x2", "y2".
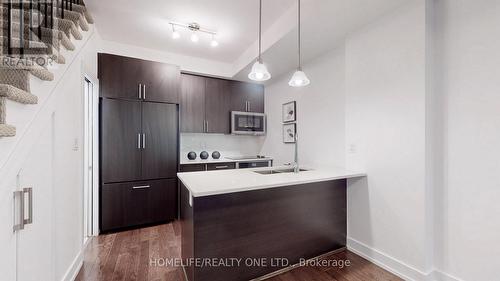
[
  {"x1": 86, "y1": 0, "x2": 295, "y2": 63},
  {"x1": 234, "y1": 0, "x2": 414, "y2": 82},
  {"x1": 86, "y1": 0, "x2": 414, "y2": 80}
]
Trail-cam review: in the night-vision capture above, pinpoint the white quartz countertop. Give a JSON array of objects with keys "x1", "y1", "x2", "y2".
[
  {"x1": 180, "y1": 157, "x2": 273, "y2": 165},
  {"x1": 177, "y1": 165, "x2": 366, "y2": 197}
]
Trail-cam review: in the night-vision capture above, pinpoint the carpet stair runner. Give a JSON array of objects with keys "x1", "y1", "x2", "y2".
[{"x1": 0, "y1": 0, "x2": 93, "y2": 137}]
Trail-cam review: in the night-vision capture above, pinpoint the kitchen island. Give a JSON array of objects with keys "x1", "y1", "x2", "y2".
[{"x1": 178, "y1": 166, "x2": 365, "y2": 281}]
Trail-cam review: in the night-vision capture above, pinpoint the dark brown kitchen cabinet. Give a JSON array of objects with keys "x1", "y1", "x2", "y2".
[
  {"x1": 180, "y1": 74, "x2": 263, "y2": 134},
  {"x1": 206, "y1": 162, "x2": 236, "y2": 171},
  {"x1": 229, "y1": 80, "x2": 265, "y2": 113},
  {"x1": 100, "y1": 179, "x2": 177, "y2": 232},
  {"x1": 204, "y1": 77, "x2": 231, "y2": 133},
  {"x1": 98, "y1": 53, "x2": 143, "y2": 101},
  {"x1": 180, "y1": 74, "x2": 205, "y2": 133},
  {"x1": 180, "y1": 164, "x2": 207, "y2": 172},
  {"x1": 98, "y1": 53, "x2": 180, "y2": 103},
  {"x1": 100, "y1": 99, "x2": 179, "y2": 183},
  {"x1": 141, "y1": 60, "x2": 180, "y2": 103},
  {"x1": 142, "y1": 102, "x2": 179, "y2": 180},
  {"x1": 100, "y1": 99, "x2": 142, "y2": 183}
]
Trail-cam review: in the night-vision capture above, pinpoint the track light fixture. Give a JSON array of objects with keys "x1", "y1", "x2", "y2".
[{"x1": 169, "y1": 22, "x2": 218, "y2": 47}]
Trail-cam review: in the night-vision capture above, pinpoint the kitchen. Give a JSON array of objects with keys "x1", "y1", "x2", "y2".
[{"x1": 1, "y1": 0, "x2": 498, "y2": 281}]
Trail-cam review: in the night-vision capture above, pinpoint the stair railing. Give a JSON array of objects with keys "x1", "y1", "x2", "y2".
[{"x1": 7, "y1": 0, "x2": 12, "y2": 55}]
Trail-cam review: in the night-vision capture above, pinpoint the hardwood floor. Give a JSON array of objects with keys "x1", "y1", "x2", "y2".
[{"x1": 75, "y1": 222, "x2": 402, "y2": 281}]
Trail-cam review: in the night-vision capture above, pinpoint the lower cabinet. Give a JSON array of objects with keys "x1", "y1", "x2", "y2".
[
  {"x1": 206, "y1": 162, "x2": 236, "y2": 171},
  {"x1": 180, "y1": 162, "x2": 236, "y2": 172},
  {"x1": 180, "y1": 164, "x2": 207, "y2": 172},
  {"x1": 100, "y1": 178, "x2": 177, "y2": 232}
]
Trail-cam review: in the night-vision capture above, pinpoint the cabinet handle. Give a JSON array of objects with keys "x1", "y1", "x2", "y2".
[
  {"x1": 24, "y1": 188, "x2": 33, "y2": 225},
  {"x1": 138, "y1": 84, "x2": 142, "y2": 100},
  {"x1": 13, "y1": 190, "x2": 24, "y2": 232},
  {"x1": 143, "y1": 84, "x2": 146, "y2": 100},
  {"x1": 137, "y1": 134, "x2": 141, "y2": 149},
  {"x1": 133, "y1": 185, "x2": 150, "y2": 189},
  {"x1": 206, "y1": 121, "x2": 209, "y2": 133},
  {"x1": 142, "y1": 133, "x2": 146, "y2": 149},
  {"x1": 245, "y1": 101, "x2": 248, "y2": 112},
  {"x1": 215, "y1": 165, "x2": 229, "y2": 169},
  {"x1": 248, "y1": 101, "x2": 251, "y2": 112}
]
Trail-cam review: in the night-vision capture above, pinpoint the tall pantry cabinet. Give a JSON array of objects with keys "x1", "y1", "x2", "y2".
[{"x1": 98, "y1": 53, "x2": 180, "y2": 232}]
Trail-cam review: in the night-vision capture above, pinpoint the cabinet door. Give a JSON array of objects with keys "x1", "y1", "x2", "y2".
[
  {"x1": 16, "y1": 119, "x2": 54, "y2": 281},
  {"x1": 245, "y1": 83, "x2": 265, "y2": 113},
  {"x1": 205, "y1": 77, "x2": 231, "y2": 134},
  {"x1": 180, "y1": 74, "x2": 205, "y2": 133},
  {"x1": 142, "y1": 102, "x2": 178, "y2": 180},
  {"x1": 100, "y1": 99, "x2": 142, "y2": 183},
  {"x1": 229, "y1": 80, "x2": 248, "y2": 112},
  {"x1": 206, "y1": 162, "x2": 236, "y2": 171},
  {"x1": 180, "y1": 164, "x2": 206, "y2": 172},
  {"x1": 98, "y1": 53, "x2": 142, "y2": 101},
  {"x1": 229, "y1": 81, "x2": 265, "y2": 113},
  {"x1": 142, "y1": 60, "x2": 180, "y2": 104},
  {"x1": 101, "y1": 179, "x2": 176, "y2": 232}
]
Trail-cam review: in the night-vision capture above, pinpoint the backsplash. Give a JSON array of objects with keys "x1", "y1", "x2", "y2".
[{"x1": 180, "y1": 133, "x2": 266, "y2": 160}]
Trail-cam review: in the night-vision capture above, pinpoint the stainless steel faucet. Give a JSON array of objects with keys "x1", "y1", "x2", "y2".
[{"x1": 294, "y1": 133, "x2": 299, "y2": 173}]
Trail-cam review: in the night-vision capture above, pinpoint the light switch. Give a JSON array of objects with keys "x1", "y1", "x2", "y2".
[
  {"x1": 72, "y1": 138, "x2": 79, "y2": 151},
  {"x1": 348, "y1": 143, "x2": 357, "y2": 154}
]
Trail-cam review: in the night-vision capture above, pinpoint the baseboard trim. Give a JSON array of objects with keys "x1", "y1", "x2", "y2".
[
  {"x1": 254, "y1": 247, "x2": 347, "y2": 280},
  {"x1": 60, "y1": 238, "x2": 91, "y2": 281},
  {"x1": 430, "y1": 270, "x2": 463, "y2": 281},
  {"x1": 347, "y1": 237, "x2": 430, "y2": 281}
]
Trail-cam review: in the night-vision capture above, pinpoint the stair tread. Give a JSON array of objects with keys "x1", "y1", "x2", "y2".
[
  {"x1": 0, "y1": 84, "x2": 38, "y2": 104},
  {"x1": 0, "y1": 123, "x2": 16, "y2": 137},
  {"x1": 0, "y1": 1, "x2": 92, "y2": 138},
  {"x1": 1, "y1": 56, "x2": 54, "y2": 81}
]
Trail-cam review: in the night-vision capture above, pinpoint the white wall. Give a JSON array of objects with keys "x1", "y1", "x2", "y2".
[
  {"x1": 345, "y1": 2, "x2": 430, "y2": 279},
  {"x1": 0, "y1": 28, "x2": 99, "y2": 281},
  {"x1": 260, "y1": 47, "x2": 346, "y2": 167},
  {"x1": 433, "y1": 1, "x2": 500, "y2": 280}
]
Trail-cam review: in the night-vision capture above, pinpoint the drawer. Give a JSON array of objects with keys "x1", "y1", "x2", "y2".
[
  {"x1": 180, "y1": 164, "x2": 207, "y2": 172},
  {"x1": 100, "y1": 179, "x2": 176, "y2": 232},
  {"x1": 206, "y1": 162, "x2": 236, "y2": 171}
]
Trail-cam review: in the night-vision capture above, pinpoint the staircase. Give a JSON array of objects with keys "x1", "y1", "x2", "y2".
[{"x1": 0, "y1": 0, "x2": 93, "y2": 137}]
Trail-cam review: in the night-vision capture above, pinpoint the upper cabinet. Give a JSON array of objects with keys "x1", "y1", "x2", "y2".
[
  {"x1": 180, "y1": 74, "x2": 264, "y2": 134},
  {"x1": 98, "y1": 53, "x2": 180, "y2": 104},
  {"x1": 180, "y1": 74, "x2": 206, "y2": 133},
  {"x1": 229, "y1": 80, "x2": 265, "y2": 113},
  {"x1": 205, "y1": 77, "x2": 231, "y2": 133}
]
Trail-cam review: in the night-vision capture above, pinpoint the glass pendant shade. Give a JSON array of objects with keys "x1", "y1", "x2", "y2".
[
  {"x1": 288, "y1": 69, "x2": 310, "y2": 87},
  {"x1": 288, "y1": 0, "x2": 310, "y2": 87},
  {"x1": 248, "y1": 60, "x2": 271, "y2": 81}
]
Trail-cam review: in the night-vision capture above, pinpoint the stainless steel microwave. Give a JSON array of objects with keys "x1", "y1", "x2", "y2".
[{"x1": 231, "y1": 111, "x2": 266, "y2": 135}]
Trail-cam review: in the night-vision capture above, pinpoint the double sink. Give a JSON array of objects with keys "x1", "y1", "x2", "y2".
[{"x1": 254, "y1": 168, "x2": 309, "y2": 175}]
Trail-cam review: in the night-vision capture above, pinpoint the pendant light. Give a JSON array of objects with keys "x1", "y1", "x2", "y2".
[
  {"x1": 289, "y1": 0, "x2": 310, "y2": 87},
  {"x1": 248, "y1": 0, "x2": 271, "y2": 81}
]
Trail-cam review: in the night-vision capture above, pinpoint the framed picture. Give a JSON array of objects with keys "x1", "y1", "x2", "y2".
[
  {"x1": 283, "y1": 123, "x2": 296, "y2": 143},
  {"x1": 282, "y1": 101, "x2": 296, "y2": 123}
]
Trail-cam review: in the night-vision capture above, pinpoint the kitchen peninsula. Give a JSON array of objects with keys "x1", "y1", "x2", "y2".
[{"x1": 178, "y1": 166, "x2": 365, "y2": 281}]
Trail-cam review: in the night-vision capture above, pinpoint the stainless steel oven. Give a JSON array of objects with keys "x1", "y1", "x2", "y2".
[{"x1": 231, "y1": 111, "x2": 266, "y2": 135}]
